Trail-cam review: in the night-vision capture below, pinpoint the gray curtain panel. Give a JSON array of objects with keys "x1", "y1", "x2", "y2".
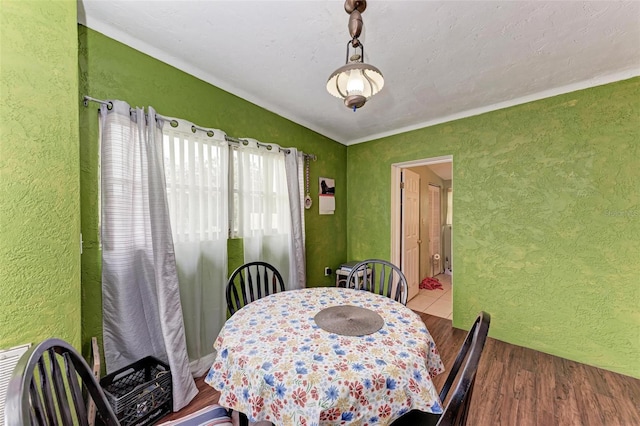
[
  {"x1": 100, "y1": 101, "x2": 197, "y2": 411},
  {"x1": 284, "y1": 148, "x2": 306, "y2": 289}
]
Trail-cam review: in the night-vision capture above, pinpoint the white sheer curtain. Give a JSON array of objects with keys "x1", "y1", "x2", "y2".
[
  {"x1": 161, "y1": 119, "x2": 229, "y2": 377},
  {"x1": 100, "y1": 101, "x2": 197, "y2": 411},
  {"x1": 284, "y1": 148, "x2": 306, "y2": 289},
  {"x1": 234, "y1": 140, "x2": 293, "y2": 287}
]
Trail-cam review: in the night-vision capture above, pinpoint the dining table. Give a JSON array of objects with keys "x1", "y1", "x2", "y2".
[{"x1": 205, "y1": 287, "x2": 445, "y2": 425}]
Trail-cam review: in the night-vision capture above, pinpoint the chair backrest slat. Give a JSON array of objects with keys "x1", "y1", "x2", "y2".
[
  {"x1": 256, "y1": 266, "x2": 265, "y2": 300},
  {"x1": 226, "y1": 262, "x2": 285, "y2": 314},
  {"x1": 37, "y1": 357, "x2": 58, "y2": 425},
  {"x1": 346, "y1": 259, "x2": 409, "y2": 305},
  {"x1": 385, "y1": 268, "x2": 394, "y2": 299},
  {"x1": 29, "y1": 380, "x2": 47, "y2": 425},
  {"x1": 5, "y1": 338, "x2": 121, "y2": 426},
  {"x1": 50, "y1": 348, "x2": 74, "y2": 425},
  {"x1": 240, "y1": 273, "x2": 249, "y2": 306},
  {"x1": 63, "y1": 353, "x2": 90, "y2": 426}
]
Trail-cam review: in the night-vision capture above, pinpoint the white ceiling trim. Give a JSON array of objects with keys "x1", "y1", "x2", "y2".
[
  {"x1": 392, "y1": 155, "x2": 453, "y2": 169},
  {"x1": 346, "y1": 67, "x2": 640, "y2": 146}
]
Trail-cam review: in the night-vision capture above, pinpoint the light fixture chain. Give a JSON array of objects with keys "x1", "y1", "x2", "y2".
[
  {"x1": 306, "y1": 156, "x2": 310, "y2": 196},
  {"x1": 304, "y1": 156, "x2": 312, "y2": 209}
]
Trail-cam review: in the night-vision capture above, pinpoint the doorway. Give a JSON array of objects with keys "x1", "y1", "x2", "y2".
[{"x1": 391, "y1": 156, "x2": 453, "y2": 319}]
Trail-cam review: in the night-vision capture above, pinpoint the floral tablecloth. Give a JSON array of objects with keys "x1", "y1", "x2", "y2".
[{"x1": 205, "y1": 287, "x2": 444, "y2": 425}]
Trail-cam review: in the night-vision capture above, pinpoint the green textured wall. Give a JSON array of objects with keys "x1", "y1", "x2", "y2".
[
  {"x1": 78, "y1": 26, "x2": 347, "y2": 355},
  {"x1": 0, "y1": 1, "x2": 80, "y2": 348},
  {"x1": 347, "y1": 78, "x2": 640, "y2": 378}
]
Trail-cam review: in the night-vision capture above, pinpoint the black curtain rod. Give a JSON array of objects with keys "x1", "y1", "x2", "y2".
[{"x1": 82, "y1": 96, "x2": 317, "y2": 161}]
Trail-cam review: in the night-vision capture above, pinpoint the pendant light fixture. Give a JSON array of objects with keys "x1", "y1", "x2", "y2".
[{"x1": 327, "y1": 0, "x2": 384, "y2": 111}]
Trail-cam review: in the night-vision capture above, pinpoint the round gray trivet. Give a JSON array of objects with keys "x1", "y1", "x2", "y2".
[{"x1": 314, "y1": 305, "x2": 384, "y2": 336}]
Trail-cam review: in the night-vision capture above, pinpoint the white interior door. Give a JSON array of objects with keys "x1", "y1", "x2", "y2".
[
  {"x1": 401, "y1": 169, "x2": 420, "y2": 300},
  {"x1": 428, "y1": 184, "x2": 442, "y2": 277}
]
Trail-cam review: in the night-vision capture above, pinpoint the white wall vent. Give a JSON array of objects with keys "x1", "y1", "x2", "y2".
[{"x1": 0, "y1": 344, "x2": 31, "y2": 424}]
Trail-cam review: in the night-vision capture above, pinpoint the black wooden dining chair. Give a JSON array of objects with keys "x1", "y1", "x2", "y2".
[
  {"x1": 390, "y1": 311, "x2": 491, "y2": 426},
  {"x1": 226, "y1": 261, "x2": 285, "y2": 315},
  {"x1": 346, "y1": 259, "x2": 409, "y2": 305},
  {"x1": 5, "y1": 337, "x2": 120, "y2": 426}
]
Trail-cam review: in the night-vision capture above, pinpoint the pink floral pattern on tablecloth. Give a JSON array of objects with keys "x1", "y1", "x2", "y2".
[{"x1": 205, "y1": 287, "x2": 444, "y2": 425}]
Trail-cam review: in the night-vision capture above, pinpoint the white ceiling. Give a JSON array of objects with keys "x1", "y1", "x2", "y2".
[
  {"x1": 427, "y1": 162, "x2": 452, "y2": 181},
  {"x1": 78, "y1": 1, "x2": 640, "y2": 146}
]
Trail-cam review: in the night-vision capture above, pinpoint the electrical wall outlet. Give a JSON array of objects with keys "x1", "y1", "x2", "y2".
[{"x1": 324, "y1": 267, "x2": 332, "y2": 276}]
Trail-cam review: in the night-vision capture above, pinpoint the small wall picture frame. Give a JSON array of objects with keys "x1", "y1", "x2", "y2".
[{"x1": 319, "y1": 177, "x2": 335, "y2": 215}]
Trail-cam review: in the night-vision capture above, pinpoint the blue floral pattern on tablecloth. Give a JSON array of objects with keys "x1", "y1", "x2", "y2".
[{"x1": 205, "y1": 287, "x2": 444, "y2": 425}]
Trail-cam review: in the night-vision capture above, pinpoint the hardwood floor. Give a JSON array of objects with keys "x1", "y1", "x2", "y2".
[
  {"x1": 160, "y1": 313, "x2": 640, "y2": 425},
  {"x1": 159, "y1": 374, "x2": 220, "y2": 423}
]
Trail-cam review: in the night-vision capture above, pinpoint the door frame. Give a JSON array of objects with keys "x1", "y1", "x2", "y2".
[{"x1": 390, "y1": 155, "x2": 453, "y2": 269}]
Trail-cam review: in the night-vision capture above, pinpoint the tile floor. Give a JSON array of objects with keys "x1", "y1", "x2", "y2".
[{"x1": 407, "y1": 273, "x2": 452, "y2": 319}]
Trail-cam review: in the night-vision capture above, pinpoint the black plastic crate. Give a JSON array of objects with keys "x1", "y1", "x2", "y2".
[{"x1": 100, "y1": 356, "x2": 172, "y2": 426}]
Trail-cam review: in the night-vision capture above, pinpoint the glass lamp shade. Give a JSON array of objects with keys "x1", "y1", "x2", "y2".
[{"x1": 327, "y1": 62, "x2": 384, "y2": 110}]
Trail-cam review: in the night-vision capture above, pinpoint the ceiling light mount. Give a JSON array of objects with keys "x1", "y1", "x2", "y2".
[
  {"x1": 344, "y1": 0, "x2": 367, "y2": 14},
  {"x1": 327, "y1": 0, "x2": 384, "y2": 111}
]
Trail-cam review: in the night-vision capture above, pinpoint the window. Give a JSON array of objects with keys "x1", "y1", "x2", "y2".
[
  {"x1": 162, "y1": 129, "x2": 228, "y2": 242},
  {"x1": 232, "y1": 146, "x2": 290, "y2": 238},
  {"x1": 162, "y1": 128, "x2": 289, "y2": 242}
]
